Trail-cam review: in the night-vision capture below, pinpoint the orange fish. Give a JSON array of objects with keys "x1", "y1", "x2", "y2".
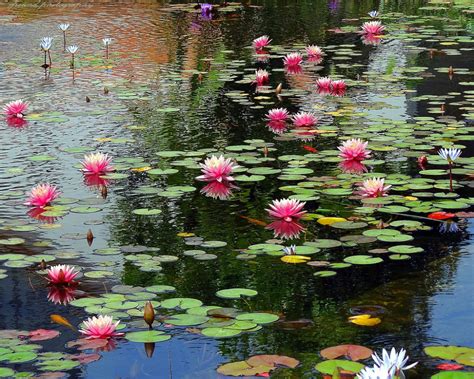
[
  {"x1": 50, "y1": 314, "x2": 76, "y2": 331},
  {"x1": 302, "y1": 145, "x2": 317, "y2": 153},
  {"x1": 239, "y1": 215, "x2": 267, "y2": 227}
]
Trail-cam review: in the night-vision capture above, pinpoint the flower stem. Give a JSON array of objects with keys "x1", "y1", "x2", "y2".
[{"x1": 449, "y1": 162, "x2": 453, "y2": 192}]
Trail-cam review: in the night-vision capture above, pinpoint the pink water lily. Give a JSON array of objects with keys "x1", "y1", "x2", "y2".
[
  {"x1": 254, "y1": 69, "x2": 269, "y2": 86},
  {"x1": 265, "y1": 108, "x2": 289, "y2": 122},
  {"x1": 338, "y1": 138, "x2": 371, "y2": 161},
  {"x1": 283, "y1": 52, "x2": 303, "y2": 67},
  {"x1": 3, "y1": 99, "x2": 28, "y2": 118},
  {"x1": 266, "y1": 198, "x2": 306, "y2": 222},
  {"x1": 25, "y1": 183, "x2": 60, "y2": 208},
  {"x1": 316, "y1": 77, "x2": 332, "y2": 91},
  {"x1": 253, "y1": 35, "x2": 271, "y2": 50},
  {"x1": 305, "y1": 45, "x2": 323, "y2": 58},
  {"x1": 47, "y1": 264, "x2": 79, "y2": 285},
  {"x1": 331, "y1": 79, "x2": 346, "y2": 97},
  {"x1": 79, "y1": 315, "x2": 123, "y2": 339},
  {"x1": 357, "y1": 178, "x2": 391, "y2": 198},
  {"x1": 292, "y1": 112, "x2": 317, "y2": 127},
  {"x1": 361, "y1": 21, "x2": 385, "y2": 35},
  {"x1": 197, "y1": 155, "x2": 239, "y2": 182},
  {"x1": 81, "y1": 152, "x2": 114, "y2": 174}
]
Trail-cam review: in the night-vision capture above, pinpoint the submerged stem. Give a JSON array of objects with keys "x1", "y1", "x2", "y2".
[{"x1": 449, "y1": 162, "x2": 453, "y2": 192}]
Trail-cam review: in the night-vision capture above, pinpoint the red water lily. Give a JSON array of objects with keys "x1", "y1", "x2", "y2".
[{"x1": 428, "y1": 211, "x2": 455, "y2": 220}]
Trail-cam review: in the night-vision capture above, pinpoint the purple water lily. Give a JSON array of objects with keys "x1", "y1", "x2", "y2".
[{"x1": 200, "y1": 3, "x2": 213, "y2": 19}]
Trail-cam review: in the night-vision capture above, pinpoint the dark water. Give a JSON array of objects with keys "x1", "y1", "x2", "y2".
[{"x1": 0, "y1": 0, "x2": 473, "y2": 378}]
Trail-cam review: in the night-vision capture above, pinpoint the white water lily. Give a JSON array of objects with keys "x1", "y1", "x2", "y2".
[
  {"x1": 67, "y1": 45, "x2": 79, "y2": 54},
  {"x1": 40, "y1": 37, "x2": 53, "y2": 51},
  {"x1": 102, "y1": 37, "x2": 112, "y2": 46},
  {"x1": 372, "y1": 348, "x2": 418, "y2": 378},
  {"x1": 283, "y1": 245, "x2": 296, "y2": 255},
  {"x1": 58, "y1": 23, "x2": 70, "y2": 31},
  {"x1": 357, "y1": 363, "x2": 395, "y2": 379},
  {"x1": 368, "y1": 10, "x2": 379, "y2": 18},
  {"x1": 438, "y1": 148, "x2": 461, "y2": 163}
]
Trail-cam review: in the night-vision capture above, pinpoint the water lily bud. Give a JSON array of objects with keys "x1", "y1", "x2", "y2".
[
  {"x1": 86, "y1": 229, "x2": 94, "y2": 246},
  {"x1": 275, "y1": 83, "x2": 282, "y2": 94},
  {"x1": 144, "y1": 301, "x2": 155, "y2": 328}
]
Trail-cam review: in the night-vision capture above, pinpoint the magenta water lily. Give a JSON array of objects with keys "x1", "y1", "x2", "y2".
[
  {"x1": 25, "y1": 183, "x2": 60, "y2": 208},
  {"x1": 361, "y1": 21, "x2": 385, "y2": 35},
  {"x1": 266, "y1": 108, "x2": 289, "y2": 122},
  {"x1": 253, "y1": 35, "x2": 271, "y2": 50},
  {"x1": 197, "y1": 155, "x2": 239, "y2": 183},
  {"x1": 80, "y1": 315, "x2": 123, "y2": 339},
  {"x1": 3, "y1": 99, "x2": 28, "y2": 119},
  {"x1": 254, "y1": 69, "x2": 269, "y2": 86},
  {"x1": 266, "y1": 198, "x2": 306, "y2": 222},
  {"x1": 338, "y1": 138, "x2": 371, "y2": 161},
  {"x1": 47, "y1": 264, "x2": 79, "y2": 285},
  {"x1": 292, "y1": 112, "x2": 318, "y2": 127},
  {"x1": 283, "y1": 52, "x2": 303, "y2": 67}
]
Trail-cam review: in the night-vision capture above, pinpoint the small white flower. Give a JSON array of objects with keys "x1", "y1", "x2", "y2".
[
  {"x1": 102, "y1": 38, "x2": 112, "y2": 46},
  {"x1": 368, "y1": 10, "x2": 379, "y2": 18},
  {"x1": 58, "y1": 23, "x2": 70, "y2": 31},
  {"x1": 283, "y1": 245, "x2": 296, "y2": 255},
  {"x1": 40, "y1": 37, "x2": 53, "y2": 51},
  {"x1": 438, "y1": 148, "x2": 461, "y2": 163},
  {"x1": 372, "y1": 348, "x2": 418, "y2": 377},
  {"x1": 67, "y1": 45, "x2": 79, "y2": 54}
]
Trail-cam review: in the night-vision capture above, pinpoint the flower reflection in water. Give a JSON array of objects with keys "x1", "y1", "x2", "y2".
[
  {"x1": 48, "y1": 285, "x2": 79, "y2": 305},
  {"x1": 83, "y1": 173, "x2": 109, "y2": 188},
  {"x1": 266, "y1": 220, "x2": 305, "y2": 240},
  {"x1": 201, "y1": 180, "x2": 238, "y2": 200},
  {"x1": 362, "y1": 34, "x2": 382, "y2": 46},
  {"x1": 266, "y1": 120, "x2": 287, "y2": 134},
  {"x1": 27, "y1": 207, "x2": 60, "y2": 224},
  {"x1": 6, "y1": 116, "x2": 28, "y2": 128},
  {"x1": 339, "y1": 159, "x2": 368, "y2": 174}
]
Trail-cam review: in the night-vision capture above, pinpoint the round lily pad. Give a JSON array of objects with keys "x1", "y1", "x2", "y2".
[
  {"x1": 216, "y1": 288, "x2": 258, "y2": 299},
  {"x1": 201, "y1": 327, "x2": 241, "y2": 338},
  {"x1": 343, "y1": 255, "x2": 383, "y2": 265},
  {"x1": 236, "y1": 313, "x2": 279, "y2": 324},
  {"x1": 125, "y1": 330, "x2": 171, "y2": 343}
]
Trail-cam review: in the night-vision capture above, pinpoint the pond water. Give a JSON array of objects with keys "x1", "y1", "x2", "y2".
[{"x1": 0, "y1": 0, "x2": 473, "y2": 378}]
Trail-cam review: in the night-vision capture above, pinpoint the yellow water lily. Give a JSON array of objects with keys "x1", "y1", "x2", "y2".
[{"x1": 348, "y1": 314, "x2": 381, "y2": 326}]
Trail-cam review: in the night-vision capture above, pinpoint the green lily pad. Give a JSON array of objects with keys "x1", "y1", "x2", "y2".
[
  {"x1": 343, "y1": 255, "x2": 383, "y2": 265},
  {"x1": 161, "y1": 298, "x2": 203, "y2": 310},
  {"x1": 216, "y1": 288, "x2": 258, "y2": 299},
  {"x1": 165, "y1": 314, "x2": 209, "y2": 326},
  {"x1": 315, "y1": 359, "x2": 365, "y2": 375},
  {"x1": 201, "y1": 327, "x2": 241, "y2": 338},
  {"x1": 236, "y1": 313, "x2": 279, "y2": 324},
  {"x1": 132, "y1": 208, "x2": 162, "y2": 216}
]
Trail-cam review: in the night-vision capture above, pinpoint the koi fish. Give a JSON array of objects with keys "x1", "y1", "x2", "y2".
[
  {"x1": 302, "y1": 145, "x2": 317, "y2": 153},
  {"x1": 50, "y1": 314, "x2": 76, "y2": 331},
  {"x1": 239, "y1": 215, "x2": 267, "y2": 227}
]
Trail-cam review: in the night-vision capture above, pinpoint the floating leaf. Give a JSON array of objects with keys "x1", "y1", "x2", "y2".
[
  {"x1": 216, "y1": 288, "x2": 258, "y2": 299},
  {"x1": 314, "y1": 359, "x2": 365, "y2": 375},
  {"x1": 320, "y1": 345, "x2": 373, "y2": 361}
]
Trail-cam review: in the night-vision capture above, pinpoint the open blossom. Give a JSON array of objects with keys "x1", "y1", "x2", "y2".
[
  {"x1": 283, "y1": 52, "x2": 303, "y2": 67},
  {"x1": 201, "y1": 181, "x2": 238, "y2": 200},
  {"x1": 40, "y1": 37, "x2": 53, "y2": 51},
  {"x1": 253, "y1": 35, "x2": 271, "y2": 50},
  {"x1": 25, "y1": 183, "x2": 60, "y2": 208},
  {"x1": 361, "y1": 21, "x2": 385, "y2": 35},
  {"x1": 292, "y1": 112, "x2": 317, "y2": 127},
  {"x1": 331, "y1": 79, "x2": 346, "y2": 96},
  {"x1": 266, "y1": 108, "x2": 289, "y2": 122},
  {"x1": 254, "y1": 69, "x2": 269, "y2": 86},
  {"x1": 316, "y1": 76, "x2": 332, "y2": 92},
  {"x1": 197, "y1": 155, "x2": 239, "y2": 182},
  {"x1": 3, "y1": 100, "x2": 28, "y2": 118},
  {"x1": 102, "y1": 38, "x2": 112, "y2": 46},
  {"x1": 266, "y1": 220, "x2": 304, "y2": 240},
  {"x1": 357, "y1": 178, "x2": 391, "y2": 198},
  {"x1": 338, "y1": 138, "x2": 371, "y2": 161},
  {"x1": 80, "y1": 315, "x2": 123, "y2": 339},
  {"x1": 283, "y1": 245, "x2": 297, "y2": 255},
  {"x1": 47, "y1": 264, "x2": 79, "y2": 285},
  {"x1": 58, "y1": 23, "x2": 70, "y2": 31},
  {"x1": 357, "y1": 363, "x2": 395, "y2": 379},
  {"x1": 372, "y1": 348, "x2": 418, "y2": 377},
  {"x1": 438, "y1": 148, "x2": 461, "y2": 163},
  {"x1": 200, "y1": 3, "x2": 213, "y2": 17},
  {"x1": 81, "y1": 153, "x2": 114, "y2": 174},
  {"x1": 266, "y1": 198, "x2": 306, "y2": 222},
  {"x1": 305, "y1": 45, "x2": 322, "y2": 58},
  {"x1": 66, "y1": 45, "x2": 79, "y2": 54},
  {"x1": 368, "y1": 10, "x2": 379, "y2": 18}
]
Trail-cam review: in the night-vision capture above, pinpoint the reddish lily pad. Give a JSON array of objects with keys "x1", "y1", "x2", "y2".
[
  {"x1": 320, "y1": 345, "x2": 373, "y2": 361},
  {"x1": 28, "y1": 329, "x2": 60, "y2": 341}
]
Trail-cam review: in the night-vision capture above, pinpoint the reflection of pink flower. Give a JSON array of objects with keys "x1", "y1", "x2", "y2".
[
  {"x1": 25, "y1": 183, "x2": 60, "y2": 208},
  {"x1": 255, "y1": 49, "x2": 269, "y2": 63},
  {"x1": 292, "y1": 112, "x2": 317, "y2": 127},
  {"x1": 357, "y1": 177, "x2": 391, "y2": 197},
  {"x1": 81, "y1": 153, "x2": 113, "y2": 174},
  {"x1": 48, "y1": 285, "x2": 78, "y2": 305},
  {"x1": 201, "y1": 180, "x2": 238, "y2": 200},
  {"x1": 6, "y1": 116, "x2": 28, "y2": 128},
  {"x1": 305, "y1": 45, "x2": 323, "y2": 59},
  {"x1": 338, "y1": 138, "x2": 371, "y2": 161},
  {"x1": 283, "y1": 53, "x2": 303, "y2": 67},
  {"x1": 27, "y1": 207, "x2": 59, "y2": 224},
  {"x1": 83, "y1": 173, "x2": 109, "y2": 187},
  {"x1": 295, "y1": 130, "x2": 317, "y2": 141},
  {"x1": 339, "y1": 159, "x2": 368, "y2": 174},
  {"x1": 285, "y1": 65, "x2": 303, "y2": 75},
  {"x1": 362, "y1": 34, "x2": 382, "y2": 46},
  {"x1": 47, "y1": 264, "x2": 79, "y2": 285},
  {"x1": 307, "y1": 56, "x2": 323, "y2": 64},
  {"x1": 266, "y1": 220, "x2": 304, "y2": 240},
  {"x1": 254, "y1": 69, "x2": 269, "y2": 86},
  {"x1": 197, "y1": 155, "x2": 239, "y2": 182},
  {"x1": 331, "y1": 80, "x2": 346, "y2": 97},
  {"x1": 80, "y1": 315, "x2": 123, "y2": 339},
  {"x1": 3, "y1": 99, "x2": 28, "y2": 118},
  {"x1": 253, "y1": 35, "x2": 271, "y2": 50},
  {"x1": 266, "y1": 108, "x2": 289, "y2": 122},
  {"x1": 266, "y1": 198, "x2": 306, "y2": 222},
  {"x1": 361, "y1": 21, "x2": 385, "y2": 35},
  {"x1": 266, "y1": 120, "x2": 287, "y2": 134}
]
